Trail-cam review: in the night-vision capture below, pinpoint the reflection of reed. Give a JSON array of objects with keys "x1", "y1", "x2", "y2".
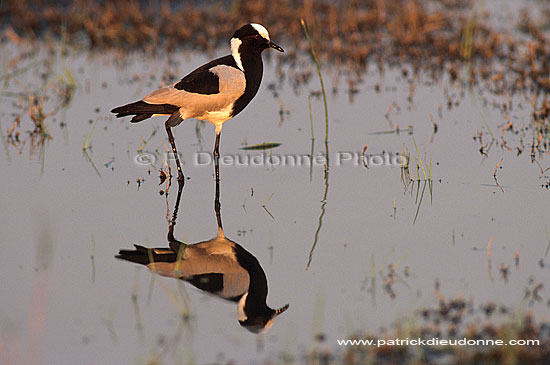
[
  {"x1": 306, "y1": 140, "x2": 329, "y2": 271},
  {"x1": 82, "y1": 149, "x2": 101, "y2": 177},
  {"x1": 302, "y1": 18, "x2": 331, "y2": 270}
]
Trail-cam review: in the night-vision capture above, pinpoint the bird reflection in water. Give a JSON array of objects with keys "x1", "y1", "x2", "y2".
[{"x1": 116, "y1": 161, "x2": 289, "y2": 333}]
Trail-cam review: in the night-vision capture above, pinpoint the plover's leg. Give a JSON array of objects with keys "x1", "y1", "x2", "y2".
[{"x1": 165, "y1": 114, "x2": 184, "y2": 183}]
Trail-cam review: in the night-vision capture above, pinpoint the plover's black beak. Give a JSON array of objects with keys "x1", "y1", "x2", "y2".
[
  {"x1": 274, "y1": 304, "x2": 289, "y2": 316},
  {"x1": 269, "y1": 41, "x2": 284, "y2": 52}
]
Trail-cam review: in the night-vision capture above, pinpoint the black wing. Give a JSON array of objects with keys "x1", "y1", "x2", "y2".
[{"x1": 174, "y1": 55, "x2": 237, "y2": 94}]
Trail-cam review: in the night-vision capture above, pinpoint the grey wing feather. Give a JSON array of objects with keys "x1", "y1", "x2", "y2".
[
  {"x1": 211, "y1": 65, "x2": 246, "y2": 94},
  {"x1": 146, "y1": 238, "x2": 249, "y2": 299},
  {"x1": 142, "y1": 65, "x2": 246, "y2": 120}
]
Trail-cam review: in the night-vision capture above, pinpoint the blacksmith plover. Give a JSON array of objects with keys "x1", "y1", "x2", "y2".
[
  {"x1": 111, "y1": 23, "x2": 284, "y2": 182},
  {"x1": 116, "y1": 225, "x2": 289, "y2": 333}
]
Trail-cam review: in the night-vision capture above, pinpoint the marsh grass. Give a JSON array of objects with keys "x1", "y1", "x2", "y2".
[
  {"x1": 460, "y1": 12, "x2": 477, "y2": 63},
  {"x1": 301, "y1": 19, "x2": 328, "y2": 145},
  {"x1": 262, "y1": 205, "x2": 275, "y2": 220},
  {"x1": 493, "y1": 158, "x2": 505, "y2": 192},
  {"x1": 131, "y1": 269, "x2": 145, "y2": 337},
  {"x1": 369, "y1": 253, "x2": 376, "y2": 305},
  {"x1": 262, "y1": 192, "x2": 274, "y2": 207},
  {"x1": 307, "y1": 292, "x2": 327, "y2": 362},
  {"x1": 0, "y1": 119, "x2": 9, "y2": 163},
  {"x1": 544, "y1": 228, "x2": 550, "y2": 257},
  {"x1": 3, "y1": 49, "x2": 77, "y2": 172},
  {"x1": 81, "y1": 119, "x2": 101, "y2": 177},
  {"x1": 102, "y1": 309, "x2": 119, "y2": 345},
  {"x1": 137, "y1": 127, "x2": 158, "y2": 153},
  {"x1": 14, "y1": 85, "x2": 53, "y2": 172},
  {"x1": 90, "y1": 234, "x2": 95, "y2": 284},
  {"x1": 156, "y1": 279, "x2": 192, "y2": 320},
  {"x1": 7, "y1": 0, "x2": 548, "y2": 96},
  {"x1": 308, "y1": 94, "x2": 314, "y2": 140},
  {"x1": 487, "y1": 236, "x2": 494, "y2": 283},
  {"x1": 400, "y1": 137, "x2": 434, "y2": 224},
  {"x1": 82, "y1": 148, "x2": 101, "y2": 177},
  {"x1": 173, "y1": 244, "x2": 187, "y2": 274},
  {"x1": 82, "y1": 119, "x2": 98, "y2": 150},
  {"x1": 308, "y1": 95, "x2": 315, "y2": 181},
  {"x1": 4, "y1": 1, "x2": 550, "y2": 178}
]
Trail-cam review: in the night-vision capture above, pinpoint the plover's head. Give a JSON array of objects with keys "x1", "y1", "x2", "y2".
[
  {"x1": 231, "y1": 23, "x2": 284, "y2": 60},
  {"x1": 238, "y1": 295, "x2": 290, "y2": 334}
]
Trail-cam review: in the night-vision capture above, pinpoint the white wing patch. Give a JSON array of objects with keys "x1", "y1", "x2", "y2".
[{"x1": 251, "y1": 23, "x2": 270, "y2": 40}]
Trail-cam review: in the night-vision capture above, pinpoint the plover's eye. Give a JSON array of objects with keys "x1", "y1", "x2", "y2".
[{"x1": 253, "y1": 34, "x2": 261, "y2": 39}]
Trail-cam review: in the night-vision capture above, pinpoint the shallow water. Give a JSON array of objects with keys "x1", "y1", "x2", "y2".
[{"x1": 1, "y1": 39, "x2": 550, "y2": 364}]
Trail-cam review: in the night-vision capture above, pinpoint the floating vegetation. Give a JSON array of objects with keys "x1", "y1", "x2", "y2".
[{"x1": 240, "y1": 142, "x2": 282, "y2": 151}]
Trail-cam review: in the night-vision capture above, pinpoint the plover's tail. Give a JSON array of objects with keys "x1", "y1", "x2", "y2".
[
  {"x1": 111, "y1": 100, "x2": 178, "y2": 123},
  {"x1": 116, "y1": 244, "x2": 178, "y2": 265}
]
